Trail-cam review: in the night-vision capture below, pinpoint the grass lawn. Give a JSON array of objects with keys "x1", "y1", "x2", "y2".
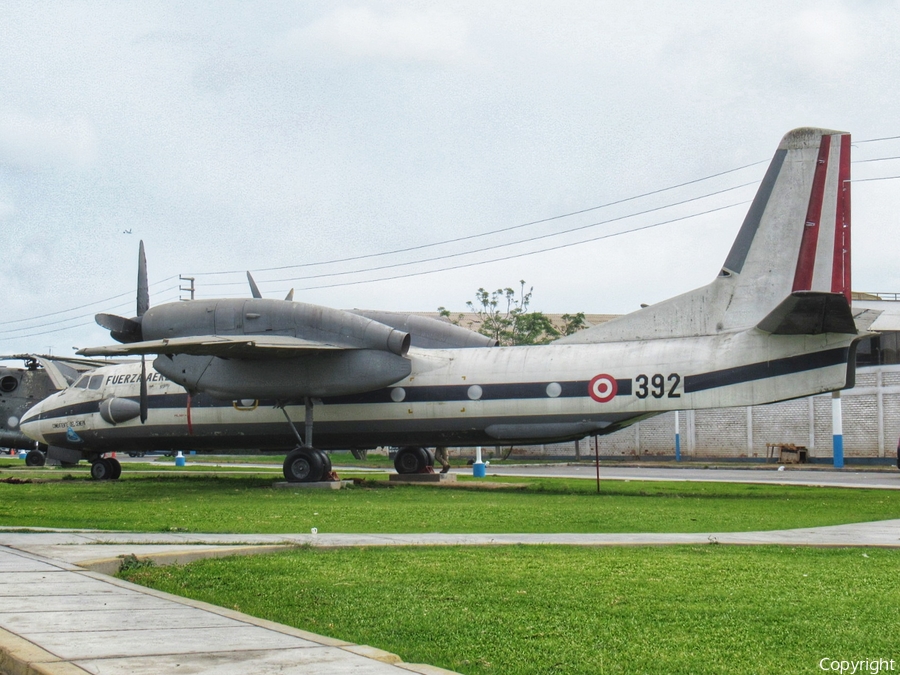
[
  {"x1": 120, "y1": 544, "x2": 900, "y2": 674},
  {"x1": 3, "y1": 471, "x2": 900, "y2": 534}
]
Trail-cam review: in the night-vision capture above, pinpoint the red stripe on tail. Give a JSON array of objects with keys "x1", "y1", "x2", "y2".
[
  {"x1": 832, "y1": 134, "x2": 851, "y2": 302},
  {"x1": 792, "y1": 135, "x2": 831, "y2": 292}
]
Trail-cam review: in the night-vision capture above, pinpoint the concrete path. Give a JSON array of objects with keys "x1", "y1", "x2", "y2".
[
  {"x1": 4, "y1": 518, "x2": 900, "y2": 674},
  {"x1": 0, "y1": 536, "x2": 455, "y2": 675}
]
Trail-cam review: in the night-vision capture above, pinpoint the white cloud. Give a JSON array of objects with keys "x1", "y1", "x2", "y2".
[
  {"x1": 275, "y1": 6, "x2": 470, "y2": 64},
  {"x1": 0, "y1": 110, "x2": 98, "y2": 170}
]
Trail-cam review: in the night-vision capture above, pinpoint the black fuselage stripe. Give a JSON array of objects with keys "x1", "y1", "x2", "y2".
[
  {"x1": 33, "y1": 349, "x2": 847, "y2": 423},
  {"x1": 683, "y1": 347, "x2": 848, "y2": 393}
]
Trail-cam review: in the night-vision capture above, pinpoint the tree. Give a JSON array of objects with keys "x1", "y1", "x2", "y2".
[{"x1": 439, "y1": 281, "x2": 587, "y2": 346}]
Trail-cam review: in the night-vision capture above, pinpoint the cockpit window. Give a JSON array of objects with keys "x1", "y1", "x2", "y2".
[
  {"x1": 88, "y1": 375, "x2": 103, "y2": 390},
  {"x1": 74, "y1": 375, "x2": 90, "y2": 389}
]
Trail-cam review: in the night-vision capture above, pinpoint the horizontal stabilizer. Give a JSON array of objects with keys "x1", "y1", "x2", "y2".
[
  {"x1": 756, "y1": 292, "x2": 856, "y2": 335},
  {"x1": 78, "y1": 334, "x2": 345, "y2": 358}
]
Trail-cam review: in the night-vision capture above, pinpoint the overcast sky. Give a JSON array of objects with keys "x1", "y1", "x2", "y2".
[{"x1": 2, "y1": 1, "x2": 900, "y2": 355}]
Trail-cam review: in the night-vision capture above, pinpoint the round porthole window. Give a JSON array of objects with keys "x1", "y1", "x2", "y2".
[
  {"x1": 546, "y1": 382, "x2": 562, "y2": 398},
  {"x1": 467, "y1": 385, "x2": 483, "y2": 400},
  {"x1": 391, "y1": 387, "x2": 406, "y2": 402},
  {"x1": 0, "y1": 376, "x2": 18, "y2": 393}
]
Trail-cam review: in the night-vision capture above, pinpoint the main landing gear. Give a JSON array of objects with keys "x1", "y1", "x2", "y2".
[
  {"x1": 393, "y1": 446, "x2": 435, "y2": 474},
  {"x1": 90, "y1": 456, "x2": 122, "y2": 480},
  {"x1": 280, "y1": 398, "x2": 336, "y2": 483},
  {"x1": 283, "y1": 446, "x2": 333, "y2": 482}
]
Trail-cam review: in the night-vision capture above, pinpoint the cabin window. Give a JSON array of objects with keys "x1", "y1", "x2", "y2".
[
  {"x1": 0, "y1": 375, "x2": 18, "y2": 393},
  {"x1": 88, "y1": 375, "x2": 103, "y2": 390},
  {"x1": 74, "y1": 376, "x2": 89, "y2": 389}
]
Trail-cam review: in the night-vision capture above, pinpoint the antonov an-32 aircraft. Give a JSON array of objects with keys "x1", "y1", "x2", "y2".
[{"x1": 22, "y1": 127, "x2": 866, "y2": 482}]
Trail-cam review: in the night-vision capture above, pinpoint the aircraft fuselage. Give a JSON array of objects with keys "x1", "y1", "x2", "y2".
[{"x1": 21, "y1": 328, "x2": 855, "y2": 455}]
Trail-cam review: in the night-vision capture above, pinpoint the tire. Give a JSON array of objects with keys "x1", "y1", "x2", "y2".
[
  {"x1": 315, "y1": 449, "x2": 332, "y2": 476},
  {"x1": 283, "y1": 447, "x2": 325, "y2": 483},
  {"x1": 25, "y1": 450, "x2": 45, "y2": 467},
  {"x1": 422, "y1": 448, "x2": 435, "y2": 467},
  {"x1": 394, "y1": 446, "x2": 428, "y2": 474},
  {"x1": 90, "y1": 459, "x2": 113, "y2": 480},
  {"x1": 108, "y1": 458, "x2": 122, "y2": 480}
]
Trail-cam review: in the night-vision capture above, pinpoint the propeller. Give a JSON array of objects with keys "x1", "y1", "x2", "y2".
[
  {"x1": 95, "y1": 240, "x2": 149, "y2": 344},
  {"x1": 247, "y1": 271, "x2": 262, "y2": 299},
  {"x1": 136, "y1": 241, "x2": 149, "y2": 423},
  {"x1": 95, "y1": 241, "x2": 151, "y2": 423},
  {"x1": 246, "y1": 271, "x2": 294, "y2": 301},
  {"x1": 139, "y1": 355, "x2": 148, "y2": 423}
]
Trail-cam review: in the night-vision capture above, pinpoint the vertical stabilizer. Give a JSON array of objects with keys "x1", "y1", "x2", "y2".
[
  {"x1": 721, "y1": 127, "x2": 851, "y2": 327},
  {"x1": 558, "y1": 127, "x2": 851, "y2": 344}
]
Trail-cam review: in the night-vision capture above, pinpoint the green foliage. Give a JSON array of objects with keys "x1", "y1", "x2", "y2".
[
  {"x1": 440, "y1": 280, "x2": 586, "y2": 345},
  {"x1": 122, "y1": 545, "x2": 900, "y2": 674},
  {"x1": 118, "y1": 553, "x2": 155, "y2": 573}
]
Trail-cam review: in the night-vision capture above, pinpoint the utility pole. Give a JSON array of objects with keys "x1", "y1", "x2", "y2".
[{"x1": 179, "y1": 276, "x2": 196, "y2": 301}]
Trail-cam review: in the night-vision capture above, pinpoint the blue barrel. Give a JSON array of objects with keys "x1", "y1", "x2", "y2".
[
  {"x1": 175, "y1": 453, "x2": 186, "y2": 467},
  {"x1": 472, "y1": 462, "x2": 486, "y2": 477}
]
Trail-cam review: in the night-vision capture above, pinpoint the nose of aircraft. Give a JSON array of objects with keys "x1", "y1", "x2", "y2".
[{"x1": 19, "y1": 399, "x2": 46, "y2": 444}]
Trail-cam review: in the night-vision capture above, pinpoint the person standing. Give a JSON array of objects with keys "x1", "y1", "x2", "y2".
[{"x1": 434, "y1": 446, "x2": 451, "y2": 474}]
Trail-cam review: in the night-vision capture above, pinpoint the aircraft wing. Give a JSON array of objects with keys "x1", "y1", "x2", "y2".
[{"x1": 77, "y1": 334, "x2": 344, "y2": 358}]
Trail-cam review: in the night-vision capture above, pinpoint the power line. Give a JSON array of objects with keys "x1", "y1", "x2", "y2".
[
  {"x1": 280, "y1": 201, "x2": 749, "y2": 293},
  {"x1": 0, "y1": 277, "x2": 180, "y2": 328},
  {"x1": 187, "y1": 160, "x2": 770, "y2": 277},
  {"x1": 228, "y1": 182, "x2": 757, "y2": 288},
  {"x1": 6, "y1": 138, "x2": 900, "y2": 336}
]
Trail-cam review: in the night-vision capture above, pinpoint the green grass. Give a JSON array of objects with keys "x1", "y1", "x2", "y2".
[
  {"x1": 120, "y1": 545, "x2": 900, "y2": 674},
  {"x1": 3, "y1": 472, "x2": 900, "y2": 534}
]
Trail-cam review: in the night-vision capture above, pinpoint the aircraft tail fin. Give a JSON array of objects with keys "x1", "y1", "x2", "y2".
[{"x1": 558, "y1": 127, "x2": 852, "y2": 344}]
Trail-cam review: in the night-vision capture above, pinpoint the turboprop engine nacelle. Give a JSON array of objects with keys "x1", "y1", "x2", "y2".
[
  {"x1": 140, "y1": 299, "x2": 410, "y2": 356},
  {"x1": 154, "y1": 349, "x2": 412, "y2": 400}
]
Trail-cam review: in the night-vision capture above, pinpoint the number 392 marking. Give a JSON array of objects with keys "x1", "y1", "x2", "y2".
[{"x1": 634, "y1": 373, "x2": 681, "y2": 399}]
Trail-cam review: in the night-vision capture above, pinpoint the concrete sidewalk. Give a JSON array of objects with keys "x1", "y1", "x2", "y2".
[
  {"x1": 4, "y1": 520, "x2": 900, "y2": 674},
  {"x1": 0, "y1": 539, "x2": 455, "y2": 675}
]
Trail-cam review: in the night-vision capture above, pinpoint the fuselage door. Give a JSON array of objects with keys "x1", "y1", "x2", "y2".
[{"x1": 215, "y1": 301, "x2": 244, "y2": 335}]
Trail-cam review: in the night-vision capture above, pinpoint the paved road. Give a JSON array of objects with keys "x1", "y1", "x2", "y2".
[{"x1": 472, "y1": 463, "x2": 900, "y2": 489}]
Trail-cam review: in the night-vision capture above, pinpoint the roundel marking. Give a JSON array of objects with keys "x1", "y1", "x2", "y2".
[{"x1": 589, "y1": 374, "x2": 617, "y2": 403}]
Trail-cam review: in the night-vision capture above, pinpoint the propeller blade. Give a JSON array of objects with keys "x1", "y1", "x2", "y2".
[
  {"x1": 284, "y1": 289, "x2": 294, "y2": 302},
  {"x1": 137, "y1": 240, "x2": 149, "y2": 317},
  {"x1": 95, "y1": 313, "x2": 143, "y2": 343},
  {"x1": 139, "y1": 356, "x2": 148, "y2": 424},
  {"x1": 247, "y1": 271, "x2": 262, "y2": 299}
]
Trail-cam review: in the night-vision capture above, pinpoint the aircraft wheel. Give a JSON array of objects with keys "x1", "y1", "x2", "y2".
[
  {"x1": 25, "y1": 450, "x2": 46, "y2": 467},
  {"x1": 108, "y1": 457, "x2": 122, "y2": 480},
  {"x1": 422, "y1": 448, "x2": 435, "y2": 467},
  {"x1": 394, "y1": 446, "x2": 428, "y2": 474},
  {"x1": 90, "y1": 459, "x2": 114, "y2": 481},
  {"x1": 315, "y1": 449, "x2": 332, "y2": 475},
  {"x1": 283, "y1": 447, "x2": 325, "y2": 483}
]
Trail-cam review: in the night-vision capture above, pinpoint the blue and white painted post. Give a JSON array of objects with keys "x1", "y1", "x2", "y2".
[
  {"x1": 832, "y1": 391, "x2": 844, "y2": 468},
  {"x1": 473, "y1": 446, "x2": 486, "y2": 477},
  {"x1": 674, "y1": 411, "x2": 681, "y2": 462}
]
